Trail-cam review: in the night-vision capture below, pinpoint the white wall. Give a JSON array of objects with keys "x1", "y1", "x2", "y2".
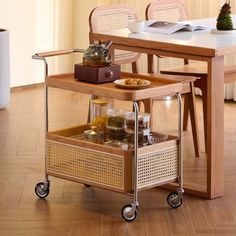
[
  {"x1": 54, "y1": 0, "x2": 74, "y2": 74},
  {"x1": 0, "y1": 0, "x2": 55, "y2": 87}
]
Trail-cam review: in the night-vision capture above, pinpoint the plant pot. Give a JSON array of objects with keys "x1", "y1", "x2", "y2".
[{"x1": 0, "y1": 29, "x2": 10, "y2": 109}]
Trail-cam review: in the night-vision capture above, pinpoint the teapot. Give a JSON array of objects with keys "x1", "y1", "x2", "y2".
[{"x1": 83, "y1": 40, "x2": 112, "y2": 67}]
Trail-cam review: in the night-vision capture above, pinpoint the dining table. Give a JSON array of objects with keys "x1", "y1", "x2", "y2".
[{"x1": 90, "y1": 16, "x2": 236, "y2": 199}]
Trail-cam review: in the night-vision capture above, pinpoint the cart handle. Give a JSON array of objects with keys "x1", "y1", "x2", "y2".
[{"x1": 32, "y1": 48, "x2": 86, "y2": 59}]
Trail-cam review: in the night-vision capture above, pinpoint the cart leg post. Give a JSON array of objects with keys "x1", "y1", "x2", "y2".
[
  {"x1": 166, "y1": 93, "x2": 184, "y2": 208},
  {"x1": 32, "y1": 56, "x2": 51, "y2": 198},
  {"x1": 44, "y1": 59, "x2": 50, "y2": 186},
  {"x1": 133, "y1": 100, "x2": 139, "y2": 207},
  {"x1": 177, "y1": 92, "x2": 184, "y2": 194},
  {"x1": 121, "y1": 101, "x2": 139, "y2": 222}
]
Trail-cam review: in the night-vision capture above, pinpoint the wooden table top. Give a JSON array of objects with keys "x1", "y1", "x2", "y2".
[{"x1": 90, "y1": 16, "x2": 236, "y2": 58}]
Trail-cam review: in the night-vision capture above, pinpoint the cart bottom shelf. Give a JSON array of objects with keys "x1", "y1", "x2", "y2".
[{"x1": 46, "y1": 124, "x2": 179, "y2": 193}]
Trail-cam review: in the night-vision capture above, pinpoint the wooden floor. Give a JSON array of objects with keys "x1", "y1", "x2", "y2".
[{"x1": 0, "y1": 86, "x2": 236, "y2": 236}]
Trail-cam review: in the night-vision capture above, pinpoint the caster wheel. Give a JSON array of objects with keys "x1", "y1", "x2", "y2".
[
  {"x1": 121, "y1": 204, "x2": 137, "y2": 222},
  {"x1": 35, "y1": 182, "x2": 50, "y2": 199},
  {"x1": 167, "y1": 191, "x2": 183, "y2": 208}
]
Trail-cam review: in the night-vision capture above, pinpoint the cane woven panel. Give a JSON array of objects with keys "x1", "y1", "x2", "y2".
[
  {"x1": 137, "y1": 145, "x2": 178, "y2": 189},
  {"x1": 46, "y1": 141, "x2": 125, "y2": 190},
  {"x1": 146, "y1": 0, "x2": 188, "y2": 22},
  {"x1": 46, "y1": 139, "x2": 179, "y2": 192},
  {"x1": 89, "y1": 5, "x2": 140, "y2": 65}
]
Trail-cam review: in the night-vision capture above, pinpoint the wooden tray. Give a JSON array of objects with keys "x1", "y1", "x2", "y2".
[{"x1": 46, "y1": 72, "x2": 195, "y2": 101}]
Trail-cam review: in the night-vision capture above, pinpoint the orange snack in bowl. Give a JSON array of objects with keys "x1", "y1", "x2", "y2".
[{"x1": 124, "y1": 78, "x2": 146, "y2": 85}]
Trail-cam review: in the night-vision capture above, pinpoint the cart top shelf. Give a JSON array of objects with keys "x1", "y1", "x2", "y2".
[{"x1": 46, "y1": 72, "x2": 195, "y2": 101}]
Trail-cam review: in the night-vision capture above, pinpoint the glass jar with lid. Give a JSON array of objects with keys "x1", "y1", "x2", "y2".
[
  {"x1": 90, "y1": 99, "x2": 112, "y2": 133},
  {"x1": 84, "y1": 126, "x2": 105, "y2": 144},
  {"x1": 106, "y1": 108, "x2": 126, "y2": 141}
]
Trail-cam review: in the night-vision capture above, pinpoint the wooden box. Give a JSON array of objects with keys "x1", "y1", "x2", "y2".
[{"x1": 74, "y1": 63, "x2": 120, "y2": 84}]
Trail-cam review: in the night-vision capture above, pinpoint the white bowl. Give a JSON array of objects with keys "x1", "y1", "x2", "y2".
[{"x1": 128, "y1": 20, "x2": 145, "y2": 33}]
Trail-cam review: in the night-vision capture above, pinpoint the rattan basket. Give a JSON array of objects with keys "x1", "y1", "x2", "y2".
[{"x1": 46, "y1": 124, "x2": 179, "y2": 193}]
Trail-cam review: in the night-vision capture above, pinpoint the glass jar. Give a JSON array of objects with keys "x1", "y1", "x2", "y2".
[
  {"x1": 125, "y1": 112, "x2": 150, "y2": 131},
  {"x1": 84, "y1": 126, "x2": 105, "y2": 144},
  {"x1": 106, "y1": 108, "x2": 126, "y2": 128},
  {"x1": 90, "y1": 99, "x2": 112, "y2": 133},
  {"x1": 106, "y1": 108, "x2": 126, "y2": 141}
]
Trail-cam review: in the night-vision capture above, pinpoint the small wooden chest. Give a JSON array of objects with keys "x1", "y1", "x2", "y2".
[{"x1": 74, "y1": 63, "x2": 120, "y2": 84}]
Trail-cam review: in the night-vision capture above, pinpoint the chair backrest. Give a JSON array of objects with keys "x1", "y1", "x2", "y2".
[
  {"x1": 89, "y1": 4, "x2": 137, "y2": 34},
  {"x1": 145, "y1": 0, "x2": 189, "y2": 73},
  {"x1": 89, "y1": 4, "x2": 140, "y2": 68},
  {"x1": 145, "y1": 0, "x2": 188, "y2": 22}
]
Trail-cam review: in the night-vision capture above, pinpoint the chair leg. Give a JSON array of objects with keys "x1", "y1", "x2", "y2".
[
  {"x1": 202, "y1": 86, "x2": 207, "y2": 153},
  {"x1": 188, "y1": 81, "x2": 200, "y2": 157},
  {"x1": 132, "y1": 60, "x2": 152, "y2": 115},
  {"x1": 194, "y1": 76, "x2": 208, "y2": 153},
  {"x1": 147, "y1": 54, "x2": 154, "y2": 73},
  {"x1": 183, "y1": 94, "x2": 189, "y2": 131},
  {"x1": 142, "y1": 98, "x2": 152, "y2": 113},
  {"x1": 141, "y1": 98, "x2": 153, "y2": 128},
  {"x1": 183, "y1": 76, "x2": 208, "y2": 154},
  {"x1": 132, "y1": 61, "x2": 138, "y2": 73}
]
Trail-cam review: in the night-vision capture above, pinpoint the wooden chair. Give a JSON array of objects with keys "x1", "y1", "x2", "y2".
[
  {"x1": 146, "y1": 0, "x2": 201, "y2": 157},
  {"x1": 145, "y1": 0, "x2": 189, "y2": 73},
  {"x1": 89, "y1": 4, "x2": 141, "y2": 73},
  {"x1": 146, "y1": 1, "x2": 236, "y2": 153},
  {"x1": 89, "y1": 4, "x2": 152, "y2": 113}
]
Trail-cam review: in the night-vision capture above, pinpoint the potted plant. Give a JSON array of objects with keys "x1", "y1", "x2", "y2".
[{"x1": 216, "y1": 0, "x2": 234, "y2": 30}]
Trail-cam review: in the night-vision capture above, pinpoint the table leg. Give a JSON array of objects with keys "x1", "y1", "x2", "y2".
[{"x1": 207, "y1": 56, "x2": 224, "y2": 199}]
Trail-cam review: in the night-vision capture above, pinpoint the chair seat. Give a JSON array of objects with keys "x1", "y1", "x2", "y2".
[
  {"x1": 161, "y1": 63, "x2": 236, "y2": 83},
  {"x1": 161, "y1": 62, "x2": 236, "y2": 154}
]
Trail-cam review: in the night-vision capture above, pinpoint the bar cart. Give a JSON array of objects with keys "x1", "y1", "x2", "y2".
[{"x1": 32, "y1": 50, "x2": 188, "y2": 222}]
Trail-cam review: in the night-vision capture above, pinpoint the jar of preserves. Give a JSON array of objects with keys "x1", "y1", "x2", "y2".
[
  {"x1": 90, "y1": 99, "x2": 112, "y2": 133},
  {"x1": 106, "y1": 108, "x2": 126, "y2": 141},
  {"x1": 125, "y1": 112, "x2": 150, "y2": 131}
]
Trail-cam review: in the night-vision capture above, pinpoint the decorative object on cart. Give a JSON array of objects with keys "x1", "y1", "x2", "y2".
[
  {"x1": 83, "y1": 40, "x2": 112, "y2": 67},
  {"x1": 87, "y1": 107, "x2": 152, "y2": 148},
  {"x1": 84, "y1": 126, "x2": 105, "y2": 144},
  {"x1": 125, "y1": 111, "x2": 150, "y2": 146},
  {"x1": 216, "y1": 1, "x2": 234, "y2": 30},
  {"x1": 149, "y1": 132, "x2": 168, "y2": 144},
  {"x1": 74, "y1": 64, "x2": 120, "y2": 84},
  {"x1": 90, "y1": 98, "x2": 112, "y2": 133},
  {"x1": 114, "y1": 78, "x2": 151, "y2": 89},
  {"x1": 125, "y1": 111, "x2": 150, "y2": 131},
  {"x1": 74, "y1": 40, "x2": 121, "y2": 84},
  {"x1": 106, "y1": 108, "x2": 126, "y2": 142},
  {"x1": 0, "y1": 29, "x2": 10, "y2": 109}
]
